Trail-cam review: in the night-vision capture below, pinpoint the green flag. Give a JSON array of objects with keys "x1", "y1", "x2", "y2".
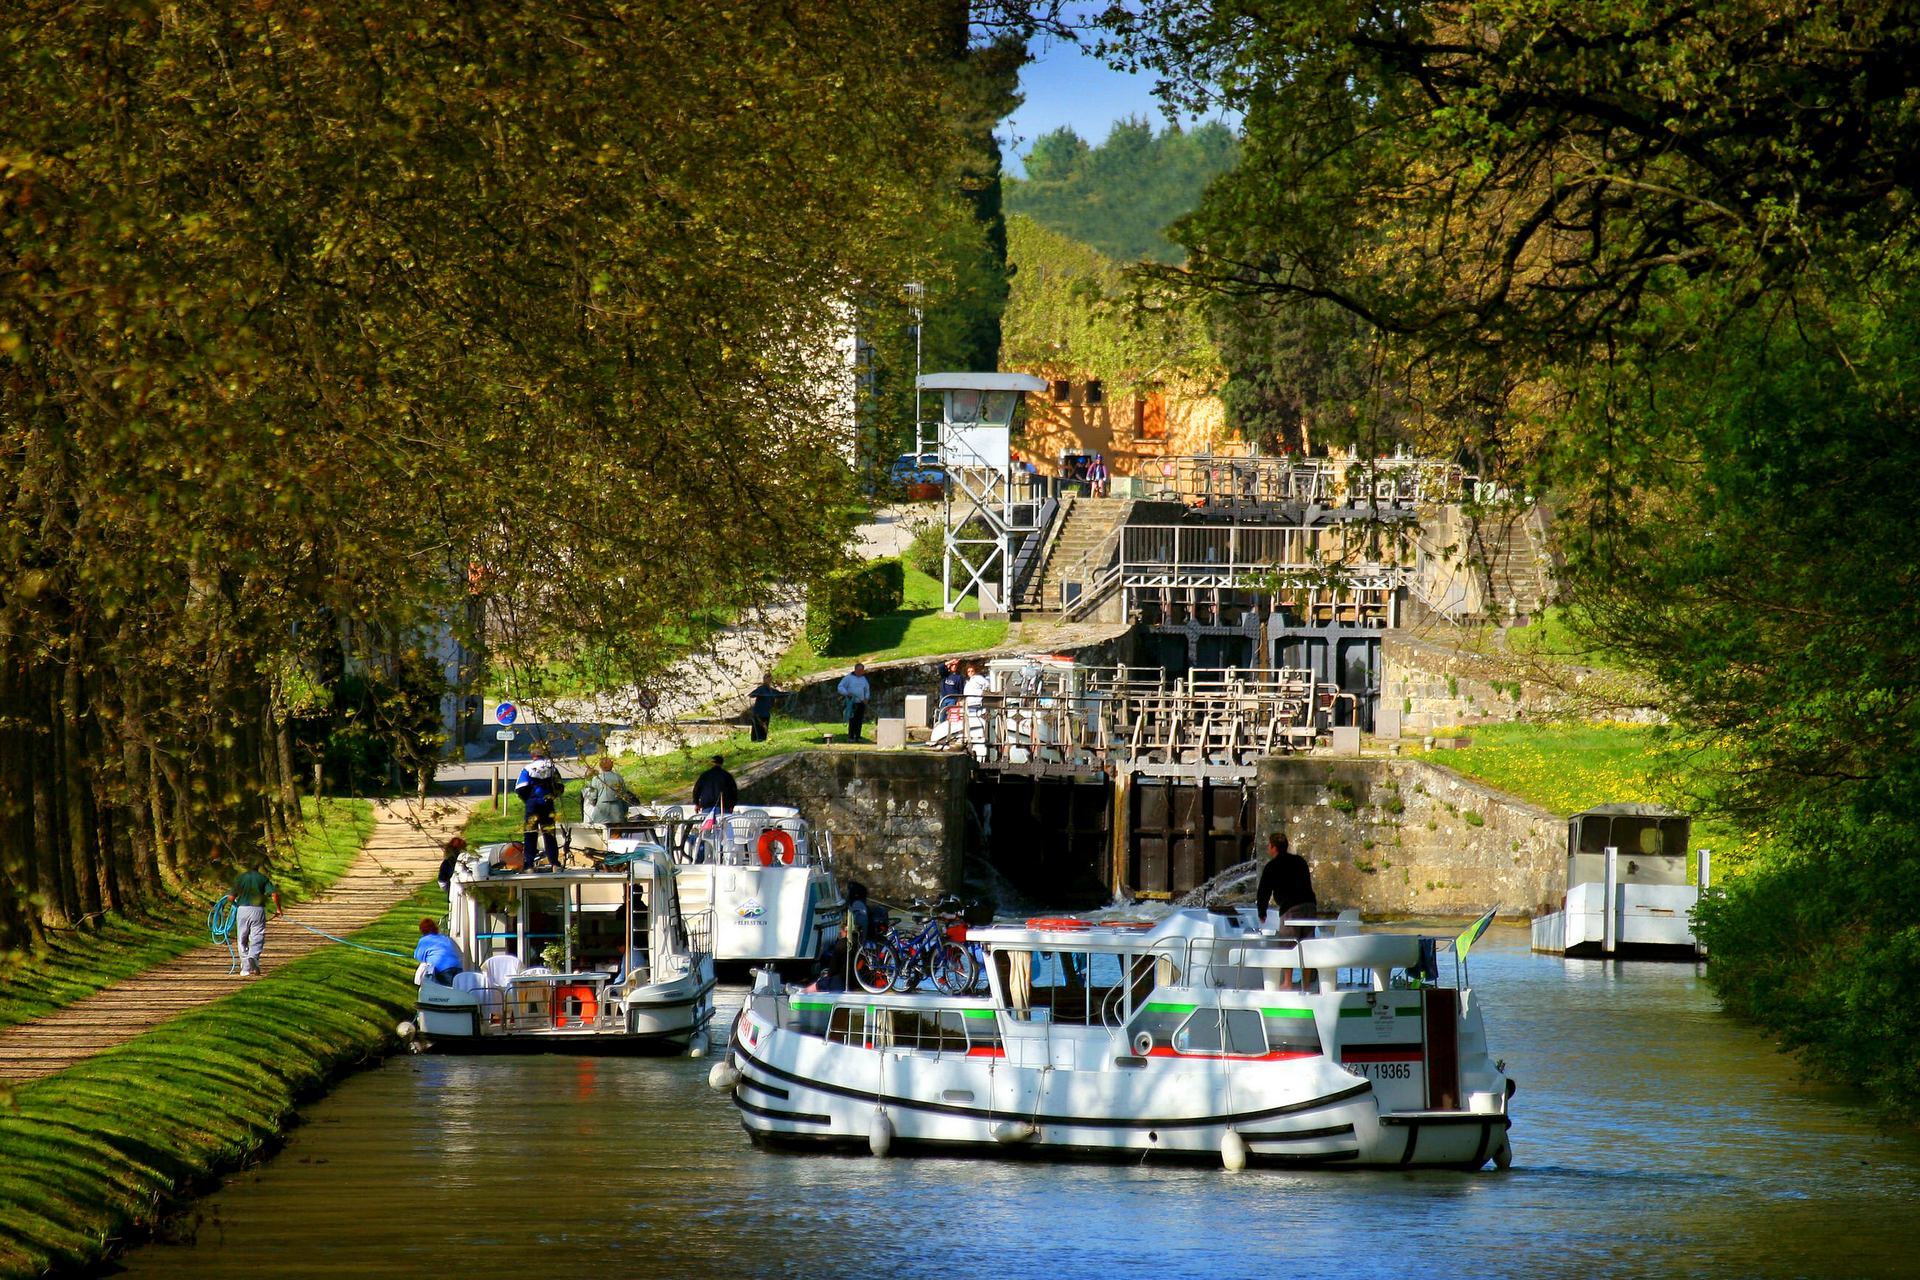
[{"x1": 1455, "y1": 909, "x2": 1498, "y2": 961}]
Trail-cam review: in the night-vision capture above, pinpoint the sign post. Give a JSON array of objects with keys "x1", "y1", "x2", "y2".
[{"x1": 494, "y1": 702, "x2": 519, "y2": 811}]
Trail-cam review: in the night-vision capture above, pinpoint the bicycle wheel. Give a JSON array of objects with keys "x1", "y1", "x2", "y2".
[
  {"x1": 852, "y1": 940, "x2": 899, "y2": 994},
  {"x1": 930, "y1": 940, "x2": 975, "y2": 996}
]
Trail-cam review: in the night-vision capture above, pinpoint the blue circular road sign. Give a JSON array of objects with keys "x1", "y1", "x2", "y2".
[{"x1": 496, "y1": 701, "x2": 518, "y2": 726}]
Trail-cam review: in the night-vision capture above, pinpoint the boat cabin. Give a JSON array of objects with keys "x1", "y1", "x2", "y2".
[{"x1": 1567, "y1": 804, "x2": 1691, "y2": 886}]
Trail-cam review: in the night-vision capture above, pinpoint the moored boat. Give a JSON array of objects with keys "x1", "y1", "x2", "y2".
[
  {"x1": 601, "y1": 805, "x2": 842, "y2": 972},
  {"x1": 720, "y1": 908, "x2": 1515, "y2": 1168},
  {"x1": 1531, "y1": 805, "x2": 1704, "y2": 960},
  {"x1": 413, "y1": 841, "x2": 716, "y2": 1054}
]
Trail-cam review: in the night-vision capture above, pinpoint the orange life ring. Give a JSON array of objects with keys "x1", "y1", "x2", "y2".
[
  {"x1": 1026, "y1": 916, "x2": 1091, "y2": 931},
  {"x1": 756, "y1": 829, "x2": 797, "y2": 866}
]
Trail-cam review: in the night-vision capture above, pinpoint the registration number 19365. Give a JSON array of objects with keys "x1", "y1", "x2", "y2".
[{"x1": 1351, "y1": 1061, "x2": 1415, "y2": 1080}]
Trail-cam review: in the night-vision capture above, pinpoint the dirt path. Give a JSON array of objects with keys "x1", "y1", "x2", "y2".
[{"x1": 0, "y1": 797, "x2": 472, "y2": 1084}]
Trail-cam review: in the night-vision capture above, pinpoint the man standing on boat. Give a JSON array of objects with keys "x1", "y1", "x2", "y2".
[
  {"x1": 1257, "y1": 832, "x2": 1317, "y2": 936},
  {"x1": 693, "y1": 754, "x2": 738, "y2": 815},
  {"x1": 837, "y1": 662, "x2": 872, "y2": 743},
  {"x1": 515, "y1": 745, "x2": 566, "y2": 872}
]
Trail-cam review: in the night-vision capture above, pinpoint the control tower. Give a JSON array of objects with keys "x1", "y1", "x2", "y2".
[{"x1": 917, "y1": 371, "x2": 1049, "y2": 615}]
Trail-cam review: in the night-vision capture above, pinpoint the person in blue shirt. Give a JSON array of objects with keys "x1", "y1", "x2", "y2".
[
  {"x1": 414, "y1": 919, "x2": 464, "y2": 985},
  {"x1": 937, "y1": 657, "x2": 965, "y2": 717},
  {"x1": 515, "y1": 745, "x2": 565, "y2": 871}
]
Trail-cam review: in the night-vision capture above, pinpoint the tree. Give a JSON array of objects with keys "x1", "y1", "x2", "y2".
[
  {"x1": 1109, "y1": 0, "x2": 1920, "y2": 1112},
  {"x1": 1005, "y1": 118, "x2": 1239, "y2": 263},
  {"x1": 0, "y1": 1, "x2": 998, "y2": 952}
]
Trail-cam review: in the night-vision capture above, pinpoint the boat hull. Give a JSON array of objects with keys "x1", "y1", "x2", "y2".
[
  {"x1": 1531, "y1": 880, "x2": 1701, "y2": 959},
  {"x1": 415, "y1": 966, "x2": 716, "y2": 1054},
  {"x1": 728, "y1": 1010, "x2": 1509, "y2": 1169}
]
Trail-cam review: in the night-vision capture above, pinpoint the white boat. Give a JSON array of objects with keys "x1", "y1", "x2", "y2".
[
  {"x1": 1531, "y1": 805, "x2": 1705, "y2": 960},
  {"x1": 413, "y1": 841, "x2": 717, "y2": 1054},
  {"x1": 720, "y1": 908, "x2": 1515, "y2": 1169},
  {"x1": 600, "y1": 805, "x2": 842, "y2": 972}
]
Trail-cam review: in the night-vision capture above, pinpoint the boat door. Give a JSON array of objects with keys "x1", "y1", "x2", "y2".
[{"x1": 1422, "y1": 988, "x2": 1461, "y2": 1110}]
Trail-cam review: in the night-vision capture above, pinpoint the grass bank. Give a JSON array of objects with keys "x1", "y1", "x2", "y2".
[
  {"x1": 0, "y1": 798, "x2": 377, "y2": 1031},
  {"x1": 463, "y1": 719, "x2": 848, "y2": 845},
  {"x1": 1413, "y1": 722, "x2": 1753, "y2": 866},
  {"x1": 775, "y1": 567, "x2": 1007, "y2": 680},
  {"x1": 0, "y1": 883, "x2": 438, "y2": 1280}
]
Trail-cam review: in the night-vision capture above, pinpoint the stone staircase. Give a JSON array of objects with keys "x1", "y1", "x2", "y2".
[
  {"x1": 1471, "y1": 508, "x2": 1553, "y2": 623},
  {"x1": 1018, "y1": 496, "x2": 1135, "y2": 614}
]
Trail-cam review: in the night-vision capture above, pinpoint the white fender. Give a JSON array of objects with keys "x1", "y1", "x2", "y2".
[
  {"x1": 688, "y1": 1031, "x2": 709, "y2": 1059},
  {"x1": 1493, "y1": 1134, "x2": 1514, "y2": 1171},
  {"x1": 990, "y1": 1121, "x2": 1036, "y2": 1144},
  {"x1": 869, "y1": 1106, "x2": 893, "y2": 1157},
  {"x1": 1221, "y1": 1130, "x2": 1249, "y2": 1172},
  {"x1": 395, "y1": 1020, "x2": 416, "y2": 1041},
  {"x1": 708, "y1": 1059, "x2": 741, "y2": 1092}
]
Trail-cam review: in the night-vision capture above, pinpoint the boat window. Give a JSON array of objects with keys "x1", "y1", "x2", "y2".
[
  {"x1": 998, "y1": 950, "x2": 1126, "y2": 1025},
  {"x1": 1172, "y1": 1007, "x2": 1269, "y2": 1057},
  {"x1": 1261, "y1": 1007, "x2": 1321, "y2": 1055},
  {"x1": 523, "y1": 888, "x2": 567, "y2": 968},
  {"x1": 886, "y1": 1008, "x2": 969, "y2": 1054},
  {"x1": 827, "y1": 1005, "x2": 867, "y2": 1046}
]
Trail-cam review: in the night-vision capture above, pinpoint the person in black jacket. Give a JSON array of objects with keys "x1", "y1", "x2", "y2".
[
  {"x1": 693, "y1": 755, "x2": 738, "y2": 814},
  {"x1": 1256, "y1": 833, "x2": 1317, "y2": 937}
]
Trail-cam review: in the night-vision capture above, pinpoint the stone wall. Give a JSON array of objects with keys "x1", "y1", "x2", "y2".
[
  {"x1": 738, "y1": 750, "x2": 969, "y2": 906},
  {"x1": 777, "y1": 628, "x2": 1140, "y2": 726},
  {"x1": 1256, "y1": 757, "x2": 1567, "y2": 916},
  {"x1": 1381, "y1": 631, "x2": 1660, "y2": 734}
]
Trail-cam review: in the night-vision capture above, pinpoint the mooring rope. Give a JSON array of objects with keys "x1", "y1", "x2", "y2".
[{"x1": 208, "y1": 898, "x2": 413, "y2": 964}]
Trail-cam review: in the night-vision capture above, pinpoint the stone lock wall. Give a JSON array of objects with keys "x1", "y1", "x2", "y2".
[
  {"x1": 1256, "y1": 757, "x2": 1567, "y2": 916},
  {"x1": 738, "y1": 750, "x2": 969, "y2": 906},
  {"x1": 1382, "y1": 631, "x2": 1661, "y2": 734}
]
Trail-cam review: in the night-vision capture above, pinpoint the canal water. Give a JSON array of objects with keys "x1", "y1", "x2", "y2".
[{"x1": 115, "y1": 926, "x2": 1920, "y2": 1279}]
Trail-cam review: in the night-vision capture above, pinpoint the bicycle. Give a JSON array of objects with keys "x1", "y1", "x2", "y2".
[{"x1": 853, "y1": 900, "x2": 975, "y2": 995}]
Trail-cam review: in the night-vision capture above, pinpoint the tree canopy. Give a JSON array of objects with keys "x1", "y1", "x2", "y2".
[
  {"x1": 0, "y1": 1, "x2": 1004, "y2": 951},
  {"x1": 1110, "y1": 0, "x2": 1920, "y2": 1113},
  {"x1": 1005, "y1": 118, "x2": 1238, "y2": 263},
  {"x1": 1000, "y1": 213, "x2": 1217, "y2": 390}
]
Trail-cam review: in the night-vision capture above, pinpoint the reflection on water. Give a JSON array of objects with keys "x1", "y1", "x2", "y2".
[{"x1": 116, "y1": 927, "x2": 1920, "y2": 1279}]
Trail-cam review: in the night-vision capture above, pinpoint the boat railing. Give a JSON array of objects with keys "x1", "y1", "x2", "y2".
[{"x1": 679, "y1": 908, "x2": 714, "y2": 962}]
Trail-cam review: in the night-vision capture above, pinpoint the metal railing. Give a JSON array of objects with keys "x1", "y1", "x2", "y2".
[{"x1": 957, "y1": 664, "x2": 1324, "y2": 768}]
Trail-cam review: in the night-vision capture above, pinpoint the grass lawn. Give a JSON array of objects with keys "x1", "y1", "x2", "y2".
[
  {"x1": 1504, "y1": 605, "x2": 1634, "y2": 671},
  {"x1": 462, "y1": 719, "x2": 849, "y2": 845},
  {"x1": 1414, "y1": 722, "x2": 1754, "y2": 867},
  {"x1": 0, "y1": 798, "x2": 376, "y2": 1031},
  {"x1": 774, "y1": 567, "x2": 1008, "y2": 681}
]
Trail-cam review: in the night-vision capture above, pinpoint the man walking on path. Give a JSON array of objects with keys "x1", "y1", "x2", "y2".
[
  {"x1": 838, "y1": 662, "x2": 872, "y2": 743},
  {"x1": 747, "y1": 673, "x2": 787, "y2": 742},
  {"x1": 230, "y1": 863, "x2": 280, "y2": 977},
  {"x1": 693, "y1": 754, "x2": 738, "y2": 815}
]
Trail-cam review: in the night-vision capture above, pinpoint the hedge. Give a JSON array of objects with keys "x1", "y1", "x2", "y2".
[{"x1": 804, "y1": 556, "x2": 905, "y2": 654}]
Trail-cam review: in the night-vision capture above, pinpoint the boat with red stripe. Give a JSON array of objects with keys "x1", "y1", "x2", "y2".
[{"x1": 715, "y1": 907, "x2": 1515, "y2": 1169}]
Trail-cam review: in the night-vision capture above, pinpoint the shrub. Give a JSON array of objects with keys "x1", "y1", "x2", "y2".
[{"x1": 805, "y1": 557, "x2": 905, "y2": 654}]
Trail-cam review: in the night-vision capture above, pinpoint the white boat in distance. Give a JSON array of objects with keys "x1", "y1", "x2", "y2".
[
  {"x1": 413, "y1": 841, "x2": 717, "y2": 1054},
  {"x1": 598, "y1": 805, "x2": 842, "y2": 971},
  {"x1": 722, "y1": 908, "x2": 1515, "y2": 1169}
]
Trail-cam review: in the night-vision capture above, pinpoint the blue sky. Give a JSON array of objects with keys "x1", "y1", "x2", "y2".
[{"x1": 1002, "y1": 26, "x2": 1212, "y2": 176}]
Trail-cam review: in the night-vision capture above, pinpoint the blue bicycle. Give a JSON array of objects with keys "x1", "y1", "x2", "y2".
[{"x1": 853, "y1": 900, "x2": 975, "y2": 995}]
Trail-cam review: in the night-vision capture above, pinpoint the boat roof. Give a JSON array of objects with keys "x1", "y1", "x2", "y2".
[{"x1": 1570, "y1": 803, "x2": 1687, "y2": 818}]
